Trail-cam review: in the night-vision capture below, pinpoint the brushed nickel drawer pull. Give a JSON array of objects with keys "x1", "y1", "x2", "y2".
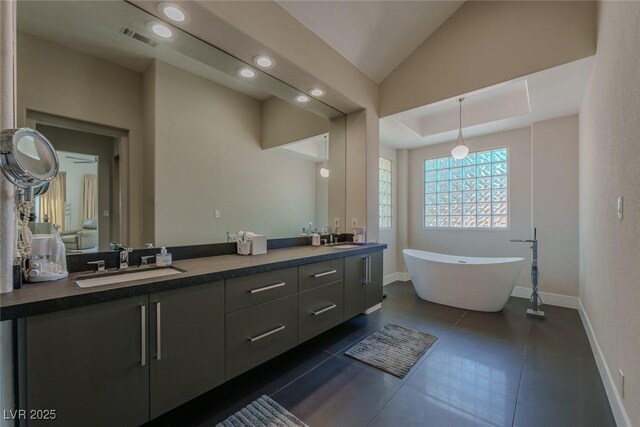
[
  {"x1": 312, "y1": 304, "x2": 337, "y2": 316},
  {"x1": 313, "y1": 269, "x2": 337, "y2": 278},
  {"x1": 140, "y1": 305, "x2": 146, "y2": 366},
  {"x1": 155, "y1": 302, "x2": 162, "y2": 360},
  {"x1": 249, "y1": 282, "x2": 286, "y2": 294},
  {"x1": 249, "y1": 325, "x2": 286, "y2": 342}
]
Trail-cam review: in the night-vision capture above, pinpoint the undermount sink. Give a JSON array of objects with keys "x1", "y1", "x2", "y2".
[
  {"x1": 330, "y1": 244, "x2": 361, "y2": 249},
  {"x1": 76, "y1": 267, "x2": 184, "y2": 288}
]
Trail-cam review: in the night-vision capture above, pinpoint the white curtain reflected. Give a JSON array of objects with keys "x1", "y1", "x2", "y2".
[
  {"x1": 81, "y1": 174, "x2": 97, "y2": 222},
  {"x1": 39, "y1": 171, "x2": 66, "y2": 231}
]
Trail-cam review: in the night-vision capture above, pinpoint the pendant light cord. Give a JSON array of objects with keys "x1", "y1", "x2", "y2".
[
  {"x1": 324, "y1": 135, "x2": 328, "y2": 166},
  {"x1": 458, "y1": 97, "x2": 464, "y2": 134}
]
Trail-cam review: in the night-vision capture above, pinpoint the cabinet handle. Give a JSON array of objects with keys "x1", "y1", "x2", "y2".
[
  {"x1": 312, "y1": 304, "x2": 337, "y2": 316},
  {"x1": 249, "y1": 282, "x2": 286, "y2": 294},
  {"x1": 313, "y1": 269, "x2": 337, "y2": 278},
  {"x1": 155, "y1": 302, "x2": 161, "y2": 361},
  {"x1": 361, "y1": 258, "x2": 368, "y2": 284},
  {"x1": 248, "y1": 325, "x2": 285, "y2": 342},
  {"x1": 366, "y1": 256, "x2": 372, "y2": 284},
  {"x1": 140, "y1": 305, "x2": 146, "y2": 366}
]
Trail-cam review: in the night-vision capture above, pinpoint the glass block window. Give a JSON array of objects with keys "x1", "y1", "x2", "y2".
[
  {"x1": 424, "y1": 148, "x2": 508, "y2": 229},
  {"x1": 379, "y1": 157, "x2": 392, "y2": 229}
]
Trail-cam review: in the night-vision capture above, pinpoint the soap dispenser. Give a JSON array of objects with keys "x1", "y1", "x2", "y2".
[
  {"x1": 156, "y1": 246, "x2": 172, "y2": 267},
  {"x1": 312, "y1": 232, "x2": 321, "y2": 246}
]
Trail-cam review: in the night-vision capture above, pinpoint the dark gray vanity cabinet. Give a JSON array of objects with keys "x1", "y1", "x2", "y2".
[
  {"x1": 225, "y1": 294, "x2": 298, "y2": 380},
  {"x1": 344, "y1": 250, "x2": 384, "y2": 320},
  {"x1": 298, "y1": 280, "x2": 344, "y2": 343},
  {"x1": 24, "y1": 281, "x2": 225, "y2": 426},
  {"x1": 26, "y1": 295, "x2": 150, "y2": 427},
  {"x1": 149, "y1": 281, "x2": 225, "y2": 419},
  {"x1": 366, "y1": 250, "x2": 384, "y2": 308}
]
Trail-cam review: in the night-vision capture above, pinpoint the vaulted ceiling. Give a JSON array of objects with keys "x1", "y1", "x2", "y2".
[{"x1": 276, "y1": 1, "x2": 464, "y2": 83}]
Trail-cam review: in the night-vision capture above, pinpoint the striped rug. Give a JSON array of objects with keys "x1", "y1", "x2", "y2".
[
  {"x1": 345, "y1": 324, "x2": 437, "y2": 378},
  {"x1": 216, "y1": 395, "x2": 308, "y2": 427}
]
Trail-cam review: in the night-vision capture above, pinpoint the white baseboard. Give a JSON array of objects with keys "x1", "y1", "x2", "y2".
[
  {"x1": 510, "y1": 286, "x2": 578, "y2": 309},
  {"x1": 383, "y1": 272, "x2": 410, "y2": 286},
  {"x1": 578, "y1": 299, "x2": 631, "y2": 427}
]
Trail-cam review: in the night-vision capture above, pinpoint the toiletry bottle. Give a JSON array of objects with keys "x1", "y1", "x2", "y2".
[
  {"x1": 156, "y1": 247, "x2": 172, "y2": 267},
  {"x1": 312, "y1": 232, "x2": 321, "y2": 246}
]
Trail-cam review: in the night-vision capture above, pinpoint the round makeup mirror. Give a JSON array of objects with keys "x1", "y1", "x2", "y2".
[{"x1": 0, "y1": 128, "x2": 59, "y2": 187}]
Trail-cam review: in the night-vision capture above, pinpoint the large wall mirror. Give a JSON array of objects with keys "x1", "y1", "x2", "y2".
[{"x1": 16, "y1": 1, "x2": 346, "y2": 254}]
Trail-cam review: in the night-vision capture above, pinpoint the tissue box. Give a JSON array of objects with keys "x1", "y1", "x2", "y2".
[{"x1": 250, "y1": 235, "x2": 267, "y2": 255}]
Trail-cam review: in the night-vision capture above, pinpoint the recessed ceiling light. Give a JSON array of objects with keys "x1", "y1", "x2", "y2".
[
  {"x1": 238, "y1": 68, "x2": 256, "y2": 78},
  {"x1": 295, "y1": 95, "x2": 310, "y2": 103},
  {"x1": 309, "y1": 88, "x2": 325, "y2": 97},
  {"x1": 159, "y1": 3, "x2": 189, "y2": 23},
  {"x1": 253, "y1": 55, "x2": 275, "y2": 69},
  {"x1": 148, "y1": 21, "x2": 173, "y2": 38}
]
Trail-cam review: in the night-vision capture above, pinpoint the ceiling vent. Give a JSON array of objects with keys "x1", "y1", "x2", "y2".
[{"x1": 119, "y1": 27, "x2": 157, "y2": 48}]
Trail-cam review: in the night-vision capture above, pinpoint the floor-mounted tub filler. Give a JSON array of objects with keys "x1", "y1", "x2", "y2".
[
  {"x1": 402, "y1": 249, "x2": 525, "y2": 312},
  {"x1": 511, "y1": 228, "x2": 545, "y2": 318}
]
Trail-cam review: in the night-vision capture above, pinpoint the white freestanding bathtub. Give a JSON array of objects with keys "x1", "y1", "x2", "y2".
[{"x1": 402, "y1": 249, "x2": 525, "y2": 312}]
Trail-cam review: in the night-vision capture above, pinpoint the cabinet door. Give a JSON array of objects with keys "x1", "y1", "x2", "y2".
[
  {"x1": 344, "y1": 254, "x2": 368, "y2": 319},
  {"x1": 149, "y1": 281, "x2": 225, "y2": 419},
  {"x1": 26, "y1": 295, "x2": 150, "y2": 427},
  {"x1": 344, "y1": 251, "x2": 384, "y2": 319},
  {"x1": 365, "y1": 251, "x2": 384, "y2": 309}
]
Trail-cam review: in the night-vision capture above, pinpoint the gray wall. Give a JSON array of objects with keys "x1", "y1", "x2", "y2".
[
  {"x1": 579, "y1": 1, "x2": 640, "y2": 423},
  {"x1": 532, "y1": 116, "x2": 579, "y2": 297},
  {"x1": 261, "y1": 96, "x2": 329, "y2": 149},
  {"x1": 150, "y1": 61, "x2": 318, "y2": 245},
  {"x1": 379, "y1": 1, "x2": 597, "y2": 117}
]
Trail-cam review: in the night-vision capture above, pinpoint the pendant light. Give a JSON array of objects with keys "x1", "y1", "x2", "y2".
[
  {"x1": 320, "y1": 135, "x2": 330, "y2": 178},
  {"x1": 451, "y1": 97, "x2": 469, "y2": 160}
]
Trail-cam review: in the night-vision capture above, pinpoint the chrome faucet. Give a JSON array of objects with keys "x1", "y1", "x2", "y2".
[{"x1": 118, "y1": 246, "x2": 133, "y2": 270}]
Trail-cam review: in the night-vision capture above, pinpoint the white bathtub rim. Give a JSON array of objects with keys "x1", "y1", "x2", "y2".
[{"x1": 403, "y1": 248, "x2": 525, "y2": 265}]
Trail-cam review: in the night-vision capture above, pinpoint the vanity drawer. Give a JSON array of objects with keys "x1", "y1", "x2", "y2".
[
  {"x1": 299, "y1": 258, "x2": 344, "y2": 292},
  {"x1": 298, "y1": 281, "x2": 344, "y2": 343},
  {"x1": 226, "y1": 267, "x2": 298, "y2": 312},
  {"x1": 225, "y1": 295, "x2": 298, "y2": 379}
]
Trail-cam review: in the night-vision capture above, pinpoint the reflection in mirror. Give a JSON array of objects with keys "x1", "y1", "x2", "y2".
[
  {"x1": 16, "y1": 1, "x2": 346, "y2": 253},
  {"x1": 15, "y1": 135, "x2": 56, "y2": 179}
]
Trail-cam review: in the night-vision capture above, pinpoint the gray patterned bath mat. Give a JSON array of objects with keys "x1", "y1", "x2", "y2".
[
  {"x1": 216, "y1": 395, "x2": 308, "y2": 427},
  {"x1": 345, "y1": 324, "x2": 437, "y2": 378}
]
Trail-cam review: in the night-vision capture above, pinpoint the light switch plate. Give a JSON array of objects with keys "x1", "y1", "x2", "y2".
[
  {"x1": 617, "y1": 196, "x2": 623, "y2": 220},
  {"x1": 214, "y1": 209, "x2": 221, "y2": 218}
]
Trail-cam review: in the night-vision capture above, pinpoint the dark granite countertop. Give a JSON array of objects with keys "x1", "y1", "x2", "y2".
[{"x1": 0, "y1": 243, "x2": 386, "y2": 320}]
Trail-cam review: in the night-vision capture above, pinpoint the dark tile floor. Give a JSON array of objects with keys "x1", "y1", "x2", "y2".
[{"x1": 148, "y1": 281, "x2": 615, "y2": 427}]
